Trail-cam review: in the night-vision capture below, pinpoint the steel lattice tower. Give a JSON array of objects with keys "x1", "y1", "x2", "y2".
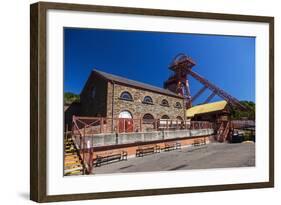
[{"x1": 164, "y1": 53, "x2": 247, "y2": 110}]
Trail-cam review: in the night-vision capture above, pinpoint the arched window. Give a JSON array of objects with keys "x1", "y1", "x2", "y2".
[
  {"x1": 161, "y1": 115, "x2": 170, "y2": 119},
  {"x1": 142, "y1": 113, "x2": 154, "y2": 124},
  {"x1": 161, "y1": 99, "x2": 169, "y2": 107},
  {"x1": 176, "y1": 116, "x2": 183, "y2": 121},
  {"x1": 118, "y1": 110, "x2": 133, "y2": 119},
  {"x1": 120, "y1": 91, "x2": 133, "y2": 101},
  {"x1": 143, "y1": 96, "x2": 153, "y2": 104},
  {"x1": 175, "y1": 102, "x2": 182, "y2": 108}
]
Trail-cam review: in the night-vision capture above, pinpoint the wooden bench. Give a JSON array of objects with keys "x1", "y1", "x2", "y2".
[
  {"x1": 162, "y1": 142, "x2": 181, "y2": 152},
  {"x1": 192, "y1": 139, "x2": 206, "y2": 147},
  {"x1": 95, "y1": 150, "x2": 127, "y2": 167},
  {"x1": 136, "y1": 144, "x2": 160, "y2": 157}
]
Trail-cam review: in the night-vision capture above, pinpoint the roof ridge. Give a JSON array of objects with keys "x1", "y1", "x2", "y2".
[{"x1": 93, "y1": 69, "x2": 183, "y2": 98}]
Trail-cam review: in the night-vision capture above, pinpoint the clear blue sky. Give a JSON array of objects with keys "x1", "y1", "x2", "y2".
[{"x1": 64, "y1": 28, "x2": 255, "y2": 104}]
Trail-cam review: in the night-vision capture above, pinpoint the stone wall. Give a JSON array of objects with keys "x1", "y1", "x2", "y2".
[
  {"x1": 106, "y1": 82, "x2": 185, "y2": 121},
  {"x1": 79, "y1": 73, "x2": 108, "y2": 117},
  {"x1": 77, "y1": 73, "x2": 185, "y2": 133},
  {"x1": 80, "y1": 135, "x2": 211, "y2": 161}
]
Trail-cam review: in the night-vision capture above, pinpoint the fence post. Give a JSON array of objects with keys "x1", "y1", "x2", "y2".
[
  {"x1": 123, "y1": 119, "x2": 125, "y2": 133},
  {"x1": 88, "y1": 147, "x2": 93, "y2": 174},
  {"x1": 100, "y1": 117, "x2": 103, "y2": 133},
  {"x1": 83, "y1": 127, "x2": 86, "y2": 175},
  {"x1": 155, "y1": 119, "x2": 157, "y2": 131},
  {"x1": 65, "y1": 124, "x2": 68, "y2": 142},
  {"x1": 140, "y1": 118, "x2": 142, "y2": 132}
]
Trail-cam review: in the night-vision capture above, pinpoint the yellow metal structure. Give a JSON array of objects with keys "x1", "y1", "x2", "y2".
[{"x1": 186, "y1": 100, "x2": 227, "y2": 118}]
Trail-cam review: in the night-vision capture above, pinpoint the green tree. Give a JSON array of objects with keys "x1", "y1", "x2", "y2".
[
  {"x1": 230, "y1": 101, "x2": 255, "y2": 120},
  {"x1": 64, "y1": 92, "x2": 80, "y2": 104}
]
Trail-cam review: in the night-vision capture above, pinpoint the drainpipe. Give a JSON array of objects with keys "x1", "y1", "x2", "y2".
[
  {"x1": 183, "y1": 98, "x2": 187, "y2": 131},
  {"x1": 111, "y1": 81, "x2": 115, "y2": 132},
  {"x1": 183, "y1": 98, "x2": 186, "y2": 120}
]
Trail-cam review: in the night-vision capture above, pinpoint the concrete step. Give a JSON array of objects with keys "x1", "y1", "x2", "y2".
[
  {"x1": 65, "y1": 155, "x2": 79, "y2": 160},
  {"x1": 65, "y1": 170, "x2": 82, "y2": 175},
  {"x1": 64, "y1": 167, "x2": 83, "y2": 175},
  {"x1": 65, "y1": 160, "x2": 80, "y2": 165},
  {"x1": 65, "y1": 152, "x2": 75, "y2": 156},
  {"x1": 64, "y1": 164, "x2": 82, "y2": 170}
]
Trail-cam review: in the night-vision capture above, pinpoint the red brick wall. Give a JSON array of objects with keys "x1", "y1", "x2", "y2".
[{"x1": 90, "y1": 135, "x2": 210, "y2": 158}]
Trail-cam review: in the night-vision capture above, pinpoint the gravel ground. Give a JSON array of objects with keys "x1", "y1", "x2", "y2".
[{"x1": 93, "y1": 142, "x2": 255, "y2": 174}]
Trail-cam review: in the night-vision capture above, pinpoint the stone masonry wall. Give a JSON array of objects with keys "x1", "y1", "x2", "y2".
[
  {"x1": 80, "y1": 73, "x2": 108, "y2": 117},
  {"x1": 106, "y1": 82, "x2": 185, "y2": 121}
]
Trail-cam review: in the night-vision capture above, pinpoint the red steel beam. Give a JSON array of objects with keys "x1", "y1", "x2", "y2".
[
  {"x1": 204, "y1": 92, "x2": 217, "y2": 104},
  {"x1": 188, "y1": 69, "x2": 247, "y2": 110},
  {"x1": 191, "y1": 86, "x2": 208, "y2": 102}
]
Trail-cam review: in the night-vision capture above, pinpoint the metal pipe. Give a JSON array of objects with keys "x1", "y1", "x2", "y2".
[{"x1": 111, "y1": 81, "x2": 115, "y2": 132}]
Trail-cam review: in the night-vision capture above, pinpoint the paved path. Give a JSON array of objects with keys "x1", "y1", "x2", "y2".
[{"x1": 93, "y1": 142, "x2": 255, "y2": 174}]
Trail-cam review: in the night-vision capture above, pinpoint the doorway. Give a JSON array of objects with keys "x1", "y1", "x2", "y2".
[{"x1": 118, "y1": 111, "x2": 133, "y2": 133}]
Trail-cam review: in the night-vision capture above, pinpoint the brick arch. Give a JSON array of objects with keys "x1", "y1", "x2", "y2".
[
  {"x1": 143, "y1": 96, "x2": 153, "y2": 104},
  {"x1": 142, "y1": 113, "x2": 155, "y2": 124},
  {"x1": 161, "y1": 99, "x2": 169, "y2": 107},
  {"x1": 175, "y1": 102, "x2": 182, "y2": 108},
  {"x1": 161, "y1": 115, "x2": 170, "y2": 119},
  {"x1": 118, "y1": 110, "x2": 133, "y2": 119},
  {"x1": 120, "y1": 91, "x2": 133, "y2": 101},
  {"x1": 118, "y1": 110, "x2": 134, "y2": 133}
]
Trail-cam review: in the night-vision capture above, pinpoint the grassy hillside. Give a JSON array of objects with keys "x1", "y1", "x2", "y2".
[
  {"x1": 64, "y1": 92, "x2": 80, "y2": 104},
  {"x1": 230, "y1": 101, "x2": 255, "y2": 120}
]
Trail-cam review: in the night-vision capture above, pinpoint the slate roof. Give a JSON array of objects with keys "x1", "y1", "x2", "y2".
[{"x1": 93, "y1": 69, "x2": 183, "y2": 98}]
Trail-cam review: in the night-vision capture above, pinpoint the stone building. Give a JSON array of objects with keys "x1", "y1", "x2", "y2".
[
  {"x1": 75, "y1": 69, "x2": 186, "y2": 132},
  {"x1": 64, "y1": 69, "x2": 217, "y2": 174}
]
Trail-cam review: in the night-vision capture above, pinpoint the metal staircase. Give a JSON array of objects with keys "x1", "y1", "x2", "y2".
[
  {"x1": 216, "y1": 121, "x2": 231, "y2": 142},
  {"x1": 64, "y1": 136, "x2": 84, "y2": 176}
]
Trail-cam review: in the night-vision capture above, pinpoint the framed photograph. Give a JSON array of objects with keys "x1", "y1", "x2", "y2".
[{"x1": 30, "y1": 1, "x2": 274, "y2": 202}]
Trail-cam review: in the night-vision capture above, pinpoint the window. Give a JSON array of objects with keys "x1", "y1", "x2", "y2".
[
  {"x1": 118, "y1": 110, "x2": 133, "y2": 119},
  {"x1": 176, "y1": 116, "x2": 183, "y2": 121},
  {"x1": 160, "y1": 99, "x2": 169, "y2": 107},
  {"x1": 161, "y1": 115, "x2": 170, "y2": 119},
  {"x1": 175, "y1": 102, "x2": 182, "y2": 108},
  {"x1": 91, "y1": 87, "x2": 96, "y2": 99},
  {"x1": 143, "y1": 96, "x2": 153, "y2": 104},
  {"x1": 142, "y1": 113, "x2": 154, "y2": 124},
  {"x1": 120, "y1": 91, "x2": 133, "y2": 101}
]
